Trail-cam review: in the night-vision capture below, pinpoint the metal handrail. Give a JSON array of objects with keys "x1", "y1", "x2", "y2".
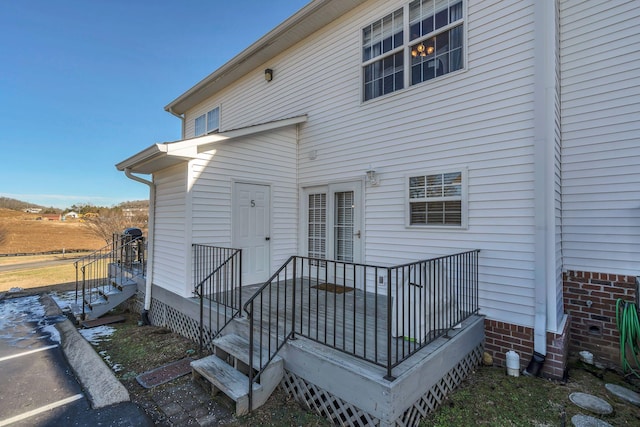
[
  {"x1": 193, "y1": 244, "x2": 242, "y2": 353},
  {"x1": 74, "y1": 234, "x2": 146, "y2": 319},
  {"x1": 241, "y1": 249, "x2": 480, "y2": 411}
]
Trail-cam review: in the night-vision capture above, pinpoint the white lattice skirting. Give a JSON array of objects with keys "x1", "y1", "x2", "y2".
[
  {"x1": 282, "y1": 343, "x2": 483, "y2": 427},
  {"x1": 126, "y1": 295, "x2": 215, "y2": 352},
  {"x1": 132, "y1": 295, "x2": 482, "y2": 426}
]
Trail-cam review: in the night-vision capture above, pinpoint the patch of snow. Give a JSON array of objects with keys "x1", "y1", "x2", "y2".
[
  {"x1": 79, "y1": 325, "x2": 115, "y2": 345},
  {"x1": 0, "y1": 295, "x2": 60, "y2": 348},
  {"x1": 41, "y1": 324, "x2": 61, "y2": 343},
  {"x1": 48, "y1": 290, "x2": 78, "y2": 311}
]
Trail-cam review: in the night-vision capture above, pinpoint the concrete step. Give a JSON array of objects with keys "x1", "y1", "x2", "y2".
[
  {"x1": 212, "y1": 333, "x2": 278, "y2": 370},
  {"x1": 191, "y1": 354, "x2": 262, "y2": 415},
  {"x1": 192, "y1": 333, "x2": 284, "y2": 415}
]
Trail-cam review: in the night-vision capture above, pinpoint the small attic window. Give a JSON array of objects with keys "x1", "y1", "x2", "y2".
[
  {"x1": 207, "y1": 107, "x2": 220, "y2": 133},
  {"x1": 194, "y1": 106, "x2": 220, "y2": 137},
  {"x1": 194, "y1": 114, "x2": 206, "y2": 136}
]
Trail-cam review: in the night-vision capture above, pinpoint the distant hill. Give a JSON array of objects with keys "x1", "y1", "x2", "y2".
[{"x1": 0, "y1": 197, "x2": 55, "y2": 212}]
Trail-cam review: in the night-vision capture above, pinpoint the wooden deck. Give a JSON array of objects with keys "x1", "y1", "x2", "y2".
[{"x1": 204, "y1": 279, "x2": 464, "y2": 369}]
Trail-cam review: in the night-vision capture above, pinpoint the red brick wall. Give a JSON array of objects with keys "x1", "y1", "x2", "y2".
[
  {"x1": 563, "y1": 271, "x2": 637, "y2": 369},
  {"x1": 484, "y1": 318, "x2": 570, "y2": 379}
]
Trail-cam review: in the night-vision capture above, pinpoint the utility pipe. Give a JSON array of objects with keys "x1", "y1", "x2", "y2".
[{"x1": 124, "y1": 168, "x2": 155, "y2": 324}]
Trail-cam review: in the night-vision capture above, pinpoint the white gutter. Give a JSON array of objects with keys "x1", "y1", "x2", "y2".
[{"x1": 124, "y1": 168, "x2": 156, "y2": 319}]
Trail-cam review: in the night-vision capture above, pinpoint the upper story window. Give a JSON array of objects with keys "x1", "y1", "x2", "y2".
[
  {"x1": 362, "y1": 0, "x2": 464, "y2": 101},
  {"x1": 362, "y1": 8, "x2": 404, "y2": 101},
  {"x1": 194, "y1": 106, "x2": 220, "y2": 136},
  {"x1": 407, "y1": 169, "x2": 467, "y2": 227}
]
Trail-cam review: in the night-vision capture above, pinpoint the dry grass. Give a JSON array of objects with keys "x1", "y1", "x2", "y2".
[
  {"x1": 0, "y1": 208, "x2": 105, "y2": 254},
  {"x1": 0, "y1": 262, "x2": 77, "y2": 292}
]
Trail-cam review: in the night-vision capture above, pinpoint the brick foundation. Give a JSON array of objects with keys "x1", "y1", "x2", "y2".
[
  {"x1": 484, "y1": 271, "x2": 638, "y2": 378},
  {"x1": 563, "y1": 270, "x2": 638, "y2": 369},
  {"x1": 484, "y1": 316, "x2": 570, "y2": 380}
]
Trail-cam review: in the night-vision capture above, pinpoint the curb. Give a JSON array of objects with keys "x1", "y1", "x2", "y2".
[{"x1": 41, "y1": 294, "x2": 130, "y2": 409}]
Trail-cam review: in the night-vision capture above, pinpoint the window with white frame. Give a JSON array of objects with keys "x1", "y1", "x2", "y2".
[
  {"x1": 407, "y1": 170, "x2": 466, "y2": 227},
  {"x1": 362, "y1": 0, "x2": 464, "y2": 101},
  {"x1": 194, "y1": 106, "x2": 220, "y2": 136},
  {"x1": 194, "y1": 114, "x2": 206, "y2": 136}
]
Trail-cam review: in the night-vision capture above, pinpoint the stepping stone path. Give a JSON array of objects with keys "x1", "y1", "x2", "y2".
[
  {"x1": 605, "y1": 383, "x2": 640, "y2": 407},
  {"x1": 571, "y1": 414, "x2": 613, "y2": 427},
  {"x1": 569, "y1": 392, "x2": 613, "y2": 415},
  {"x1": 569, "y1": 384, "x2": 640, "y2": 427}
]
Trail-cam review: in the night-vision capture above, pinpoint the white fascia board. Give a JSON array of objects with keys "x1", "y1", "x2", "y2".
[
  {"x1": 115, "y1": 143, "x2": 168, "y2": 172},
  {"x1": 115, "y1": 115, "x2": 307, "y2": 174},
  {"x1": 197, "y1": 115, "x2": 308, "y2": 153}
]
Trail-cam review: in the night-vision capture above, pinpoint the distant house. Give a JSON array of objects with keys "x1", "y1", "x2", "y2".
[
  {"x1": 24, "y1": 208, "x2": 42, "y2": 214},
  {"x1": 40, "y1": 214, "x2": 61, "y2": 221},
  {"x1": 63, "y1": 211, "x2": 79, "y2": 220},
  {"x1": 116, "y1": 0, "x2": 640, "y2": 424}
]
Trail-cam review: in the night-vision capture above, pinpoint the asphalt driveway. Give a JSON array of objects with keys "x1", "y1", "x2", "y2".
[{"x1": 0, "y1": 294, "x2": 151, "y2": 426}]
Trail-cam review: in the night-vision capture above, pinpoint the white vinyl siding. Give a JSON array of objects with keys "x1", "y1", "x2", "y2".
[
  {"x1": 183, "y1": 0, "x2": 539, "y2": 327},
  {"x1": 153, "y1": 164, "x2": 189, "y2": 297},
  {"x1": 560, "y1": 0, "x2": 640, "y2": 276},
  {"x1": 190, "y1": 127, "x2": 298, "y2": 273}
]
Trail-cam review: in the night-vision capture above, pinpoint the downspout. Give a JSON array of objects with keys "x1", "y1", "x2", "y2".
[
  {"x1": 526, "y1": 0, "x2": 557, "y2": 376},
  {"x1": 167, "y1": 107, "x2": 186, "y2": 140},
  {"x1": 124, "y1": 168, "x2": 155, "y2": 325}
]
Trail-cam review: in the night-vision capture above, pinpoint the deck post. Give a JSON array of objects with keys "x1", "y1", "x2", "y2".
[
  {"x1": 291, "y1": 257, "x2": 297, "y2": 340},
  {"x1": 385, "y1": 267, "x2": 395, "y2": 381}
]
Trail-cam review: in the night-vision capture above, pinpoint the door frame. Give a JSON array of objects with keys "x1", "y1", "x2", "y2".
[
  {"x1": 231, "y1": 180, "x2": 272, "y2": 284},
  {"x1": 300, "y1": 180, "x2": 364, "y2": 264}
]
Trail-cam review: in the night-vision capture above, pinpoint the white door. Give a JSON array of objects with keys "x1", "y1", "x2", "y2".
[
  {"x1": 233, "y1": 183, "x2": 271, "y2": 284},
  {"x1": 304, "y1": 181, "x2": 363, "y2": 264}
]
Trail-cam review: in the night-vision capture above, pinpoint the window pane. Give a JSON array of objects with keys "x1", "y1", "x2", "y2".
[
  {"x1": 362, "y1": 8, "x2": 403, "y2": 61},
  {"x1": 408, "y1": 172, "x2": 463, "y2": 226},
  {"x1": 335, "y1": 191, "x2": 354, "y2": 262},
  {"x1": 308, "y1": 193, "x2": 326, "y2": 259},
  {"x1": 363, "y1": 52, "x2": 403, "y2": 101},
  {"x1": 410, "y1": 202, "x2": 427, "y2": 224},
  {"x1": 194, "y1": 114, "x2": 205, "y2": 136},
  {"x1": 410, "y1": 24, "x2": 463, "y2": 86},
  {"x1": 206, "y1": 108, "x2": 219, "y2": 133}
]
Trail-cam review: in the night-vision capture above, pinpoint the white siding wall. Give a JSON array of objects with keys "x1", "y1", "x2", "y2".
[
  {"x1": 182, "y1": 0, "x2": 542, "y2": 327},
  {"x1": 153, "y1": 164, "x2": 189, "y2": 297},
  {"x1": 561, "y1": 0, "x2": 640, "y2": 276},
  {"x1": 190, "y1": 127, "x2": 298, "y2": 273}
]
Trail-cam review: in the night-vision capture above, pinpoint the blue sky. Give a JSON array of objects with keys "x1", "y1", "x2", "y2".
[{"x1": 0, "y1": 0, "x2": 308, "y2": 209}]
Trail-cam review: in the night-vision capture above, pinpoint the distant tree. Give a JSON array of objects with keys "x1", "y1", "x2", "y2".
[{"x1": 82, "y1": 207, "x2": 148, "y2": 243}]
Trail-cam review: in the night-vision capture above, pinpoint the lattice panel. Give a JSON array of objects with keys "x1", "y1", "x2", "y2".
[
  {"x1": 282, "y1": 371, "x2": 380, "y2": 427},
  {"x1": 397, "y1": 343, "x2": 483, "y2": 427},
  {"x1": 282, "y1": 343, "x2": 482, "y2": 427},
  {"x1": 146, "y1": 298, "x2": 215, "y2": 352}
]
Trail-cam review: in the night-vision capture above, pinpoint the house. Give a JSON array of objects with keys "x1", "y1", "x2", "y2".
[
  {"x1": 115, "y1": 0, "x2": 640, "y2": 424},
  {"x1": 40, "y1": 213, "x2": 61, "y2": 221},
  {"x1": 63, "y1": 211, "x2": 79, "y2": 220}
]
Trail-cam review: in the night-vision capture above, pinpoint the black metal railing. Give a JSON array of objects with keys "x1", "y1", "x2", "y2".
[
  {"x1": 74, "y1": 233, "x2": 146, "y2": 318},
  {"x1": 242, "y1": 249, "x2": 480, "y2": 409},
  {"x1": 193, "y1": 244, "x2": 242, "y2": 352}
]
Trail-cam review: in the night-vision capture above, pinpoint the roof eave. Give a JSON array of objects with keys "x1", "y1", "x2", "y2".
[
  {"x1": 116, "y1": 114, "x2": 308, "y2": 174},
  {"x1": 164, "y1": 0, "x2": 366, "y2": 115}
]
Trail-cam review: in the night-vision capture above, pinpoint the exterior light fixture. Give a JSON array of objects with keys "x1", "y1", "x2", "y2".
[
  {"x1": 366, "y1": 169, "x2": 379, "y2": 186},
  {"x1": 264, "y1": 68, "x2": 273, "y2": 82}
]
